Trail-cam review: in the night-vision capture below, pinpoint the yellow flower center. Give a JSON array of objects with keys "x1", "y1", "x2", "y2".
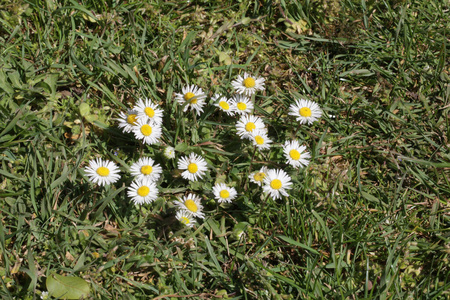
[
  {"x1": 140, "y1": 165, "x2": 153, "y2": 175},
  {"x1": 126, "y1": 114, "x2": 137, "y2": 125},
  {"x1": 137, "y1": 186, "x2": 150, "y2": 197},
  {"x1": 144, "y1": 107, "x2": 155, "y2": 118},
  {"x1": 299, "y1": 107, "x2": 312, "y2": 117},
  {"x1": 184, "y1": 199, "x2": 198, "y2": 213},
  {"x1": 96, "y1": 167, "x2": 110, "y2": 177},
  {"x1": 187, "y1": 163, "x2": 198, "y2": 173},
  {"x1": 181, "y1": 216, "x2": 190, "y2": 225},
  {"x1": 140, "y1": 124, "x2": 152, "y2": 136},
  {"x1": 237, "y1": 102, "x2": 247, "y2": 111},
  {"x1": 220, "y1": 190, "x2": 230, "y2": 199},
  {"x1": 245, "y1": 122, "x2": 256, "y2": 132},
  {"x1": 289, "y1": 149, "x2": 301, "y2": 160},
  {"x1": 243, "y1": 77, "x2": 256, "y2": 88},
  {"x1": 270, "y1": 179, "x2": 282, "y2": 190},
  {"x1": 219, "y1": 101, "x2": 229, "y2": 110},
  {"x1": 184, "y1": 92, "x2": 197, "y2": 104},
  {"x1": 255, "y1": 135, "x2": 264, "y2": 145},
  {"x1": 254, "y1": 172, "x2": 265, "y2": 182}
]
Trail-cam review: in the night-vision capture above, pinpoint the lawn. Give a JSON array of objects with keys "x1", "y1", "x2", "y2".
[{"x1": 0, "y1": 0, "x2": 449, "y2": 299}]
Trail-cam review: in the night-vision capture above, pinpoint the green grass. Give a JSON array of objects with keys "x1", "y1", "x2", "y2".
[{"x1": 1, "y1": 0, "x2": 449, "y2": 299}]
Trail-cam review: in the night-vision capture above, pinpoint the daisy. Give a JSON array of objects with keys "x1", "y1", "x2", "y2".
[
  {"x1": 262, "y1": 169, "x2": 293, "y2": 200},
  {"x1": 177, "y1": 153, "x2": 208, "y2": 181},
  {"x1": 174, "y1": 193, "x2": 205, "y2": 219},
  {"x1": 84, "y1": 158, "x2": 121, "y2": 186},
  {"x1": 236, "y1": 115, "x2": 266, "y2": 140},
  {"x1": 163, "y1": 146, "x2": 176, "y2": 159},
  {"x1": 129, "y1": 157, "x2": 163, "y2": 181},
  {"x1": 213, "y1": 94, "x2": 235, "y2": 116},
  {"x1": 250, "y1": 129, "x2": 272, "y2": 150},
  {"x1": 175, "y1": 85, "x2": 207, "y2": 115},
  {"x1": 230, "y1": 95, "x2": 253, "y2": 115},
  {"x1": 231, "y1": 72, "x2": 265, "y2": 96},
  {"x1": 41, "y1": 291, "x2": 49, "y2": 300},
  {"x1": 288, "y1": 99, "x2": 322, "y2": 125},
  {"x1": 176, "y1": 210, "x2": 196, "y2": 228},
  {"x1": 117, "y1": 109, "x2": 139, "y2": 133},
  {"x1": 127, "y1": 178, "x2": 159, "y2": 205},
  {"x1": 283, "y1": 140, "x2": 311, "y2": 169},
  {"x1": 248, "y1": 166, "x2": 268, "y2": 186},
  {"x1": 134, "y1": 98, "x2": 163, "y2": 125},
  {"x1": 132, "y1": 118, "x2": 162, "y2": 145},
  {"x1": 212, "y1": 183, "x2": 238, "y2": 203}
]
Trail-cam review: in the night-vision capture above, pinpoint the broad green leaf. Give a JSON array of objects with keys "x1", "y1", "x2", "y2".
[
  {"x1": 84, "y1": 114, "x2": 98, "y2": 123},
  {"x1": 0, "y1": 69, "x2": 14, "y2": 95},
  {"x1": 43, "y1": 73, "x2": 58, "y2": 99},
  {"x1": 8, "y1": 71, "x2": 23, "y2": 89},
  {"x1": 79, "y1": 103, "x2": 90, "y2": 117},
  {"x1": 46, "y1": 273, "x2": 90, "y2": 299},
  {"x1": 175, "y1": 142, "x2": 188, "y2": 152},
  {"x1": 240, "y1": 17, "x2": 251, "y2": 25},
  {"x1": 218, "y1": 52, "x2": 232, "y2": 65}
]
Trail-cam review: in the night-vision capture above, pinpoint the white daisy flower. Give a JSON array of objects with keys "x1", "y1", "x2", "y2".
[
  {"x1": 117, "y1": 109, "x2": 139, "y2": 133},
  {"x1": 127, "y1": 178, "x2": 159, "y2": 205},
  {"x1": 174, "y1": 193, "x2": 205, "y2": 219},
  {"x1": 175, "y1": 85, "x2": 207, "y2": 115},
  {"x1": 212, "y1": 183, "x2": 238, "y2": 203},
  {"x1": 236, "y1": 115, "x2": 266, "y2": 140},
  {"x1": 283, "y1": 140, "x2": 311, "y2": 169},
  {"x1": 250, "y1": 129, "x2": 272, "y2": 150},
  {"x1": 288, "y1": 99, "x2": 322, "y2": 125},
  {"x1": 230, "y1": 95, "x2": 253, "y2": 115},
  {"x1": 231, "y1": 72, "x2": 265, "y2": 96},
  {"x1": 163, "y1": 146, "x2": 176, "y2": 159},
  {"x1": 129, "y1": 157, "x2": 163, "y2": 181},
  {"x1": 262, "y1": 169, "x2": 293, "y2": 200},
  {"x1": 132, "y1": 118, "x2": 162, "y2": 145},
  {"x1": 176, "y1": 210, "x2": 196, "y2": 228},
  {"x1": 134, "y1": 98, "x2": 163, "y2": 125},
  {"x1": 84, "y1": 158, "x2": 121, "y2": 186},
  {"x1": 41, "y1": 291, "x2": 49, "y2": 300},
  {"x1": 248, "y1": 166, "x2": 268, "y2": 186},
  {"x1": 213, "y1": 94, "x2": 235, "y2": 116},
  {"x1": 177, "y1": 153, "x2": 208, "y2": 181}
]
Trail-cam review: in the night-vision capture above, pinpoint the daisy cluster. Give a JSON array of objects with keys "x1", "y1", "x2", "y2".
[{"x1": 83, "y1": 72, "x2": 323, "y2": 228}]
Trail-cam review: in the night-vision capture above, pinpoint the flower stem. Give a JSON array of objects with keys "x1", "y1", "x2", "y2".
[
  {"x1": 243, "y1": 145, "x2": 257, "y2": 190},
  {"x1": 292, "y1": 124, "x2": 301, "y2": 139},
  {"x1": 257, "y1": 193, "x2": 271, "y2": 224}
]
